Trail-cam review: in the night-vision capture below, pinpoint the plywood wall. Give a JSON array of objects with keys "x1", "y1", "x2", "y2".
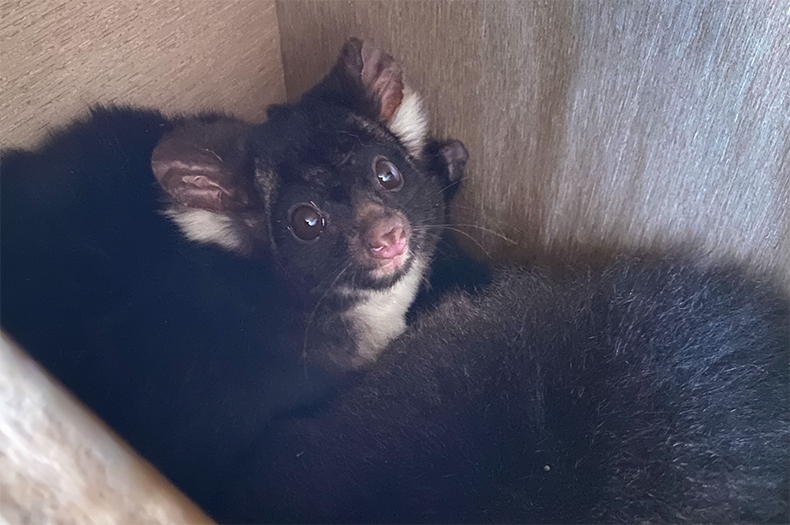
[
  {"x1": 0, "y1": 0, "x2": 286, "y2": 149},
  {"x1": 276, "y1": 0, "x2": 790, "y2": 286}
]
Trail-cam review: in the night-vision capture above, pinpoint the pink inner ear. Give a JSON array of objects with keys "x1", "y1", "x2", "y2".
[
  {"x1": 360, "y1": 40, "x2": 404, "y2": 122},
  {"x1": 181, "y1": 173, "x2": 228, "y2": 192},
  {"x1": 168, "y1": 178, "x2": 228, "y2": 212},
  {"x1": 153, "y1": 166, "x2": 230, "y2": 212},
  {"x1": 151, "y1": 119, "x2": 256, "y2": 213}
]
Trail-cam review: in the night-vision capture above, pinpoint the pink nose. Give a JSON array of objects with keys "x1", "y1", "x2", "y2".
[{"x1": 369, "y1": 221, "x2": 408, "y2": 259}]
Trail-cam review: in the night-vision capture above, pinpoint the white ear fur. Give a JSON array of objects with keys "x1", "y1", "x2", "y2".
[
  {"x1": 164, "y1": 208, "x2": 247, "y2": 254},
  {"x1": 387, "y1": 85, "x2": 428, "y2": 158}
]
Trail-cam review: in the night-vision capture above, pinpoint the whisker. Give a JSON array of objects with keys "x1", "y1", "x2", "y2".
[
  {"x1": 301, "y1": 263, "x2": 352, "y2": 374},
  {"x1": 339, "y1": 274, "x2": 354, "y2": 342},
  {"x1": 449, "y1": 203, "x2": 527, "y2": 237},
  {"x1": 421, "y1": 240, "x2": 456, "y2": 262},
  {"x1": 410, "y1": 177, "x2": 463, "y2": 206},
  {"x1": 449, "y1": 223, "x2": 519, "y2": 245},
  {"x1": 413, "y1": 224, "x2": 493, "y2": 260},
  {"x1": 414, "y1": 220, "x2": 519, "y2": 246},
  {"x1": 404, "y1": 181, "x2": 526, "y2": 241},
  {"x1": 402, "y1": 176, "x2": 439, "y2": 208}
]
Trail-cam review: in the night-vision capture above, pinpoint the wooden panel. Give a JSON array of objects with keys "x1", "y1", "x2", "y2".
[
  {"x1": 0, "y1": 0, "x2": 286, "y2": 149},
  {"x1": 0, "y1": 334, "x2": 213, "y2": 524},
  {"x1": 276, "y1": 0, "x2": 790, "y2": 287}
]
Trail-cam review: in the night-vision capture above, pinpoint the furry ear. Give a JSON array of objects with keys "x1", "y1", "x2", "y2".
[
  {"x1": 318, "y1": 38, "x2": 429, "y2": 157},
  {"x1": 438, "y1": 140, "x2": 468, "y2": 184},
  {"x1": 151, "y1": 118, "x2": 256, "y2": 212},
  {"x1": 425, "y1": 138, "x2": 469, "y2": 203},
  {"x1": 152, "y1": 117, "x2": 266, "y2": 254},
  {"x1": 333, "y1": 37, "x2": 404, "y2": 123}
]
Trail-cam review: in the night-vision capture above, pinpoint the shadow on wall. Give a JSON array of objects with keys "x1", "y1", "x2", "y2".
[{"x1": 276, "y1": 0, "x2": 789, "y2": 288}]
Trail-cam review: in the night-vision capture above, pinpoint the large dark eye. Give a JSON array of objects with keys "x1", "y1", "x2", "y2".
[
  {"x1": 288, "y1": 203, "x2": 326, "y2": 241},
  {"x1": 374, "y1": 158, "x2": 403, "y2": 191}
]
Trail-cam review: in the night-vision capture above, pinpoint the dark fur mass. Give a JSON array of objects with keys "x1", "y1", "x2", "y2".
[
  {"x1": 0, "y1": 39, "x2": 458, "y2": 515},
  {"x1": 2, "y1": 37, "x2": 788, "y2": 524},
  {"x1": 221, "y1": 257, "x2": 789, "y2": 523},
  {"x1": 0, "y1": 106, "x2": 337, "y2": 509}
]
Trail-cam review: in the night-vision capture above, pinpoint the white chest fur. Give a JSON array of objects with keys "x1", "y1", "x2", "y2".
[{"x1": 343, "y1": 256, "x2": 426, "y2": 364}]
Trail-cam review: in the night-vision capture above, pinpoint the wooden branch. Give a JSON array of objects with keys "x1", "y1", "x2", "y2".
[{"x1": 0, "y1": 333, "x2": 213, "y2": 525}]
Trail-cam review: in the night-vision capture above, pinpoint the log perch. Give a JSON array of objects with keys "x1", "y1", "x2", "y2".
[{"x1": 0, "y1": 333, "x2": 213, "y2": 525}]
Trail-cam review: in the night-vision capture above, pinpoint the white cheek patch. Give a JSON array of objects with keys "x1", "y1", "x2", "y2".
[
  {"x1": 388, "y1": 86, "x2": 428, "y2": 159},
  {"x1": 164, "y1": 207, "x2": 246, "y2": 253},
  {"x1": 344, "y1": 256, "x2": 427, "y2": 364}
]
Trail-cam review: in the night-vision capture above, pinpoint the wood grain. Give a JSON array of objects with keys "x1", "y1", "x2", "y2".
[
  {"x1": 0, "y1": 0, "x2": 286, "y2": 149},
  {"x1": 0, "y1": 334, "x2": 213, "y2": 524},
  {"x1": 277, "y1": 0, "x2": 790, "y2": 287}
]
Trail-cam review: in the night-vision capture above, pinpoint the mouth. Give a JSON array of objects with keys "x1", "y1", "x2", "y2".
[
  {"x1": 356, "y1": 249, "x2": 414, "y2": 290},
  {"x1": 368, "y1": 249, "x2": 410, "y2": 279}
]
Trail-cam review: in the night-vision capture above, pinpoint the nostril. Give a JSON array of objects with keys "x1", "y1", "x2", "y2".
[
  {"x1": 381, "y1": 226, "x2": 403, "y2": 246},
  {"x1": 368, "y1": 224, "x2": 408, "y2": 259},
  {"x1": 369, "y1": 227, "x2": 400, "y2": 248}
]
